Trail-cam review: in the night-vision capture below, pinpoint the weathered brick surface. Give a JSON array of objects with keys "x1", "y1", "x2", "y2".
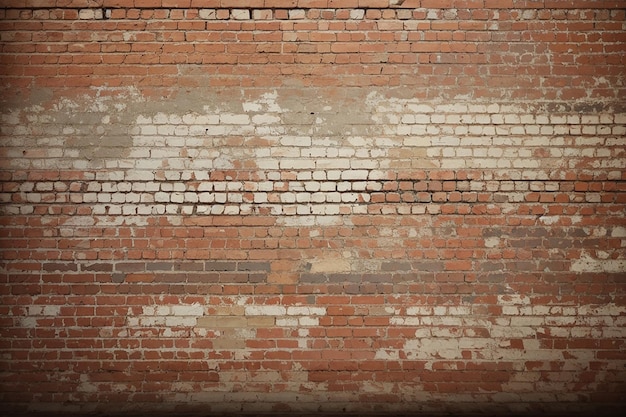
[{"x1": 0, "y1": 0, "x2": 625, "y2": 415}]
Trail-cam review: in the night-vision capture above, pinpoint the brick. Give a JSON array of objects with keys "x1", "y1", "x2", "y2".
[{"x1": 1, "y1": 1, "x2": 624, "y2": 413}]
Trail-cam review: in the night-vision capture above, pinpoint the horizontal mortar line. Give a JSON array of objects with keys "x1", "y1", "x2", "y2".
[
  {"x1": 4, "y1": 179, "x2": 626, "y2": 183},
  {"x1": 5, "y1": 5, "x2": 622, "y2": 9}
]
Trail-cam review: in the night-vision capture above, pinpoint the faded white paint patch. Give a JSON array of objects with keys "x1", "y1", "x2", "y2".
[
  {"x1": 308, "y1": 258, "x2": 351, "y2": 273},
  {"x1": 497, "y1": 294, "x2": 531, "y2": 305},
  {"x1": 484, "y1": 237, "x2": 500, "y2": 248},
  {"x1": 404, "y1": 338, "x2": 462, "y2": 360},
  {"x1": 571, "y1": 252, "x2": 626, "y2": 273},
  {"x1": 244, "y1": 305, "x2": 286, "y2": 316},
  {"x1": 374, "y1": 349, "x2": 400, "y2": 360},
  {"x1": 171, "y1": 303, "x2": 204, "y2": 316},
  {"x1": 286, "y1": 306, "x2": 326, "y2": 316},
  {"x1": 28, "y1": 306, "x2": 61, "y2": 316},
  {"x1": 577, "y1": 303, "x2": 626, "y2": 316},
  {"x1": 611, "y1": 226, "x2": 626, "y2": 237},
  {"x1": 538, "y1": 215, "x2": 559, "y2": 225}
]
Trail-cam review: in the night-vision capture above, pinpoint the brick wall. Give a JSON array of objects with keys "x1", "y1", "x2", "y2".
[{"x1": 1, "y1": 0, "x2": 625, "y2": 415}]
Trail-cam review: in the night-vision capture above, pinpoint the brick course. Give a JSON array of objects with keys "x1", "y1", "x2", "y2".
[{"x1": 0, "y1": 0, "x2": 625, "y2": 415}]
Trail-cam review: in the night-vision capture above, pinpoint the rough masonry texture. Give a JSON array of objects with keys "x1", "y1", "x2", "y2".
[{"x1": 0, "y1": 0, "x2": 625, "y2": 415}]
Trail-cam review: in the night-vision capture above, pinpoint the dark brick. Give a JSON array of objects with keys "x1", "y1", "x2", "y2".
[
  {"x1": 411, "y1": 261, "x2": 444, "y2": 272},
  {"x1": 82, "y1": 263, "x2": 113, "y2": 272},
  {"x1": 248, "y1": 273, "x2": 267, "y2": 283},
  {"x1": 146, "y1": 262, "x2": 175, "y2": 271},
  {"x1": 237, "y1": 261, "x2": 271, "y2": 272},
  {"x1": 219, "y1": 272, "x2": 252, "y2": 283},
  {"x1": 381, "y1": 261, "x2": 411, "y2": 272},
  {"x1": 545, "y1": 238, "x2": 572, "y2": 248},
  {"x1": 115, "y1": 262, "x2": 146, "y2": 272},
  {"x1": 361, "y1": 273, "x2": 389, "y2": 283},
  {"x1": 111, "y1": 273, "x2": 125, "y2": 283},
  {"x1": 479, "y1": 262, "x2": 505, "y2": 272},
  {"x1": 482, "y1": 228, "x2": 504, "y2": 238},
  {"x1": 300, "y1": 273, "x2": 327, "y2": 283},
  {"x1": 174, "y1": 262, "x2": 204, "y2": 271},
  {"x1": 204, "y1": 261, "x2": 237, "y2": 271}
]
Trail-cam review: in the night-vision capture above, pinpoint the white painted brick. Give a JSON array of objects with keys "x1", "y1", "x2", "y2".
[
  {"x1": 299, "y1": 317, "x2": 319, "y2": 326},
  {"x1": 581, "y1": 115, "x2": 600, "y2": 124},
  {"x1": 110, "y1": 193, "x2": 126, "y2": 203},
  {"x1": 401, "y1": 114, "x2": 415, "y2": 124},
  {"x1": 350, "y1": 159, "x2": 378, "y2": 169},
  {"x1": 510, "y1": 126, "x2": 525, "y2": 135},
  {"x1": 97, "y1": 193, "x2": 111, "y2": 203},
  {"x1": 174, "y1": 126, "x2": 188, "y2": 136},
  {"x1": 341, "y1": 170, "x2": 369, "y2": 180},
  {"x1": 326, "y1": 192, "x2": 341, "y2": 203},
  {"x1": 490, "y1": 114, "x2": 504, "y2": 124},
  {"x1": 165, "y1": 317, "x2": 197, "y2": 327},
  {"x1": 79, "y1": 8, "x2": 103, "y2": 19},
  {"x1": 280, "y1": 159, "x2": 315, "y2": 170},
  {"x1": 524, "y1": 125, "x2": 540, "y2": 134},
  {"x1": 208, "y1": 205, "x2": 223, "y2": 215},
  {"x1": 251, "y1": 114, "x2": 280, "y2": 125},
  {"x1": 612, "y1": 126, "x2": 626, "y2": 135},
  {"x1": 468, "y1": 125, "x2": 484, "y2": 135},
  {"x1": 350, "y1": 9, "x2": 365, "y2": 19},
  {"x1": 397, "y1": 125, "x2": 411, "y2": 135},
  {"x1": 406, "y1": 306, "x2": 433, "y2": 316},
  {"x1": 581, "y1": 125, "x2": 597, "y2": 135},
  {"x1": 303, "y1": 181, "x2": 320, "y2": 192},
  {"x1": 245, "y1": 305, "x2": 286, "y2": 316},
  {"x1": 224, "y1": 206, "x2": 240, "y2": 215},
  {"x1": 567, "y1": 114, "x2": 580, "y2": 124},
  {"x1": 289, "y1": 182, "x2": 304, "y2": 192},
  {"x1": 126, "y1": 193, "x2": 140, "y2": 203},
  {"x1": 231, "y1": 9, "x2": 250, "y2": 19},
  {"x1": 165, "y1": 114, "x2": 181, "y2": 125},
  {"x1": 296, "y1": 193, "x2": 310, "y2": 203},
  {"x1": 281, "y1": 136, "x2": 311, "y2": 147},
  {"x1": 276, "y1": 317, "x2": 298, "y2": 327},
  {"x1": 294, "y1": 171, "x2": 311, "y2": 181},
  {"x1": 351, "y1": 181, "x2": 367, "y2": 191},
  {"x1": 432, "y1": 137, "x2": 460, "y2": 146},
  {"x1": 170, "y1": 193, "x2": 184, "y2": 203},
  {"x1": 253, "y1": 193, "x2": 268, "y2": 203},
  {"x1": 341, "y1": 193, "x2": 359, "y2": 203},
  {"x1": 220, "y1": 113, "x2": 249, "y2": 124},
  {"x1": 337, "y1": 182, "x2": 351, "y2": 192},
  {"x1": 310, "y1": 193, "x2": 326, "y2": 203},
  {"x1": 316, "y1": 159, "x2": 350, "y2": 169},
  {"x1": 296, "y1": 205, "x2": 311, "y2": 215},
  {"x1": 519, "y1": 114, "x2": 534, "y2": 124},
  {"x1": 280, "y1": 193, "x2": 296, "y2": 203}
]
